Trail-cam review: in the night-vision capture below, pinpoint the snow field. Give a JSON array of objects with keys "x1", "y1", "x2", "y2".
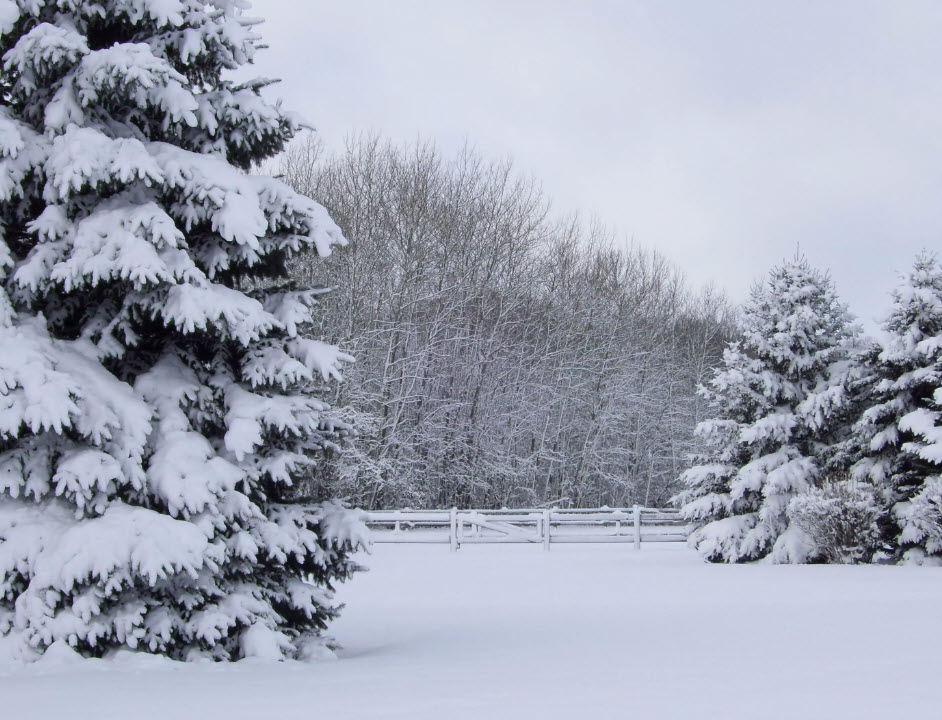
[{"x1": 2, "y1": 543, "x2": 940, "y2": 719}]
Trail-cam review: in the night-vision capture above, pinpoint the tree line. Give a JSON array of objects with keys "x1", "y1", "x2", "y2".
[
  {"x1": 277, "y1": 134, "x2": 942, "y2": 566},
  {"x1": 278, "y1": 134, "x2": 735, "y2": 510}
]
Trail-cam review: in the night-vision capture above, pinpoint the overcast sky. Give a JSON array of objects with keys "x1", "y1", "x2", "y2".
[{"x1": 248, "y1": 0, "x2": 942, "y2": 330}]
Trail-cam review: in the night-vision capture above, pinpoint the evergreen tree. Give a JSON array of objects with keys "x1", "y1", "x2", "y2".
[
  {"x1": 0, "y1": 1, "x2": 367, "y2": 660},
  {"x1": 851, "y1": 254, "x2": 942, "y2": 564},
  {"x1": 676, "y1": 257, "x2": 859, "y2": 563}
]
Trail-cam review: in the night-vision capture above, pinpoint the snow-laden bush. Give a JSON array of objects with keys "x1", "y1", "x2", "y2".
[
  {"x1": 787, "y1": 479, "x2": 882, "y2": 564},
  {"x1": 0, "y1": 0, "x2": 368, "y2": 661}
]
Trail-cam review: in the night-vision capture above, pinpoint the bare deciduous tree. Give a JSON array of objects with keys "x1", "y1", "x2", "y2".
[{"x1": 278, "y1": 134, "x2": 734, "y2": 509}]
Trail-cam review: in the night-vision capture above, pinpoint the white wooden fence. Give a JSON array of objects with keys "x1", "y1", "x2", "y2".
[{"x1": 366, "y1": 506, "x2": 689, "y2": 551}]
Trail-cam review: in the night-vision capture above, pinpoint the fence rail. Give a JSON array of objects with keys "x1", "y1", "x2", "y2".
[{"x1": 366, "y1": 506, "x2": 689, "y2": 551}]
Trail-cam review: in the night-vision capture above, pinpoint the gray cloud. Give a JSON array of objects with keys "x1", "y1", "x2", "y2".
[{"x1": 248, "y1": 0, "x2": 942, "y2": 329}]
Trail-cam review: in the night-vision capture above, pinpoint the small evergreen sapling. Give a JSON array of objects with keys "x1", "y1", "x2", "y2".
[{"x1": 0, "y1": 0, "x2": 367, "y2": 660}]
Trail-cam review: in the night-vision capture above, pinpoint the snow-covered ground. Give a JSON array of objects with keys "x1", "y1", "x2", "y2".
[{"x1": 2, "y1": 543, "x2": 940, "y2": 719}]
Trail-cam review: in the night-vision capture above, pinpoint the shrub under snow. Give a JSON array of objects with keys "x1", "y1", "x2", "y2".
[{"x1": 786, "y1": 479, "x2": 882, "y2": 564}]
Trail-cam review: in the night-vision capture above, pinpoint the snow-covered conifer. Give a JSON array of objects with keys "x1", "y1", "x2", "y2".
[
  {"x1": 0, "y1": 0, "x2": 367, "y2": 660},
  {"x1": 851, "y1": 254, "x2": 942, "y2": 564},
  {"x1": 676, "y1": 257, "x2": 859, "y2": 562}
]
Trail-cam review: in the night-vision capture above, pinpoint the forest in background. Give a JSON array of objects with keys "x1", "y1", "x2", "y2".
[{"x1": 276, "y1": 135, "x2": 735, "y2": 509}]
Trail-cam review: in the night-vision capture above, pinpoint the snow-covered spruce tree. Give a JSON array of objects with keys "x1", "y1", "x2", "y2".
[
  {"x1": 675, "y1": 257, "x2": 859, "y2": 563},
  {"x1": 851, "y1": 254, "x2": 942, "y2": 564},
  {"x1": 0, "y1": 1, "x2": 368, "y2": 660}
]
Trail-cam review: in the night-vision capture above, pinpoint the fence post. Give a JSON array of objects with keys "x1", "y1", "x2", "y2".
[
  {"x1": 633, "y1": 504, "x2": 641, "y2": 550},
  {"x1": 450, "y1": 507, "x2": 458, "y2": 552},
  {"x1": 543, "y1": 509, "x2": 551, "y2": 552}
]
